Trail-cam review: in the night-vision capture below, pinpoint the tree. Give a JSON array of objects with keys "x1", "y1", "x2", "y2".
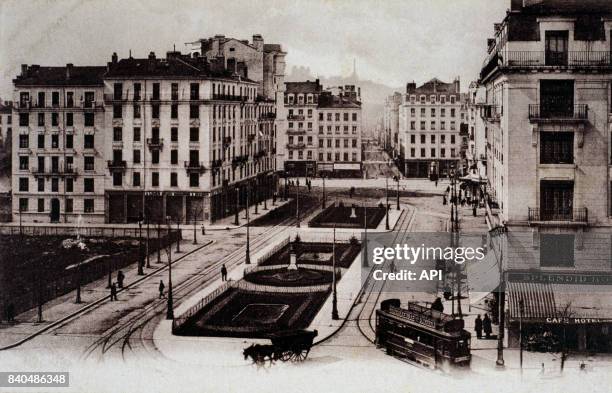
[{"x1": 188, "y1": 200, "x2": 204, "y2": 244}]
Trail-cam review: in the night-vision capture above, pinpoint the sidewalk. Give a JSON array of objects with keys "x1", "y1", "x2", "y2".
[
  {"x1": 0, "y1": 237, "x2": 207, "y2": 349},
  {"x1": 206, "y1": 196, "x2": 290, "y2": 229}
]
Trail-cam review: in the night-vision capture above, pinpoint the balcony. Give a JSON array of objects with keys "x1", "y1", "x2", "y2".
[
  {"x1": 528, "y1": 104, "x2": 588, "y2": 123},
  {"x1": 259, "y1": 112, "x2": 276, "y2": 120},
  {"x1": 211, "y1": 159, "x2": 223, "y2": 169},
  {"x1": 481, "y1": 51, "x2": 612, "y2": 81},
  {"x1": 222, "y1": 136, "x2": 232, "y2": 148},
  {"x1": 287, "y1": 128, "x2": 306, "y2": 135},
  {"x1": 286, "y1": 142, "x2": 306, "y2": 149},
  {"x1": 528, "y1": 207, "x2": 588, "y2": 226},
  {"x1": 212, "y1": 94, "x2": 244, "y2": 102},
  {"x1": 184, "y1": 161, "x2": 206, "y2": 173},
  {"x1": 480, "y1": 104, "x2": 501, "y2": 122},
  {"x1": 146, "y1": 138, "x2": 164, "y2": 149},
  {"x1": 287, "y1": 114, "x2": 305, "y2": 121},
  {"x1": 107, "y1": 160, "x2": 127, "y2": 171},
  {"x1": 103, "y1": 94, "x2": 127, "y2": 103}
]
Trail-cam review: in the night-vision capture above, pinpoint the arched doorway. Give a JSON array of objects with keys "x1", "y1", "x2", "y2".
[{"x1": 50, "y1": 198, "x2": 60, "y2": 222}]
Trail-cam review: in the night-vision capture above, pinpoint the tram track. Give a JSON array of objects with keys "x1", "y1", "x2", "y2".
[{"x1": 80, "y1": 209, "x2": 314, "y2": 362}]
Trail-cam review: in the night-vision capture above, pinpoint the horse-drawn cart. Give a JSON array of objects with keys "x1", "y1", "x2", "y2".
[{"x1": 243, "y1": 329, "x2": 318, "y2": 364}]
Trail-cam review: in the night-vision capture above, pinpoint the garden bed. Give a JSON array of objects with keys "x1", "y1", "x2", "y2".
[
  {"x1": 257, "y1": 241, "x2": 361, "y2": 269},
  {"x1": 174, "y1": 288, "x2": 330, "y2": 338},
  {"x1": 243, "y1": 267, "x2": 333, "y2": 287},
  {"x1": 308, "y1": 204, "x2": 386, "y2": 229}
]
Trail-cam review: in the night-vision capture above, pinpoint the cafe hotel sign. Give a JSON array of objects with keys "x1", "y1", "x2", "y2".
[{"x1": 508, "y1": 271, "x2": 612, "y2": 285}]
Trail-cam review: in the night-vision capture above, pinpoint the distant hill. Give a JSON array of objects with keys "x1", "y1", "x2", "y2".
[{"x1": 285, "y1": 66, "x2": 402, "y2": 133}]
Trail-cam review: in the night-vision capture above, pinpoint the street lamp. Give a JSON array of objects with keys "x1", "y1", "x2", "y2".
[
  {"x1": 393, "y1": 175, "x2": 400, "y2": 210},
  {"x1": 322, "y1": 174, "x2": 326, "y2": 209},
  {"x1": 165, "y1": 216, "x2": 174, "y2": 320},
  {"x1": 234, "y1": 188, "x2": 240, "y2": 226},
  {"x1": 137, "y1": 217, "x2": 144, "y2": 275},
  {"x1": 175, "y1": 219, "x2": 181, "y2": 253},
  {"x1": 331, "y1": 224, "x2": 339, "y2": 320},
  {"x1": 296, "y1": 178, "x2": 300, "y2": 228},
  {"x1": 385, "y1": 177, "x2": 390, "y2": 230},
  {"x1": 245, "y1": 183, "x2": 251, "y2": 264},
  {"x1": 146, "y1": 215, "x2": 151, "y2": 268}
]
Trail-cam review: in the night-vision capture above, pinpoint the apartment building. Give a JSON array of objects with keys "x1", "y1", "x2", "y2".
[
  {"x1": 479, "y1": 0, "x2": 612, "y2": 352},
  {"x1": 12, "y1": 64, "x2": 107, "y2": 223},
  {"x1": 282, "y1": 82, "x2": 362, "y2": 177},
  {"x1": 466, "y1": 81, "x2": 487, "y2": 177},
  {"x1": 382, "y1": 92, "x2": 402, "y2": 159},
  {"x1": 398, "y1": 78, "x2": 466, "y2": 178},
  {"x1": 103, "y1": 51, "x2": 273, "y2": 224}
]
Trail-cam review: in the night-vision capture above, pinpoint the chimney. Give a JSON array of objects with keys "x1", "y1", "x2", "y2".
[
  {"x1": 454, "y1": 78, "x2": 460, "y2": 93},
  {"x1": 252, "y1": 34, "x2": 264, "y2": 51},
  {"x1": 66, "y1": 63, "x2": 73, "y2": 80},
  {"x1": 21, "y1": 64, "x2": 28, "y2": 77},
  {"x1": 111, "y1": 52, "x2": 118, "y2": 64},
  {"x1": 510, "y1": 0, "x2": 522, "y2": 11},
  {"x1": 406, "y1": 82, "x2": 416, "y2": 93},
  {"x1": 148, "y1": 51, "x2": 156, "y2": 60}
]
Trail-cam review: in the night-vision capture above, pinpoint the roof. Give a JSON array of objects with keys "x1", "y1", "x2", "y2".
[
  {"x1": 105, "y1": 54, "x2": 255, "y2": 82},
  {"x1": 263, "y1": 43, "x2": 283, "y2": 53},
  {"x1": 409, "y1": 78, "x2": 460, "y2": 94},
  {"x1": 285, "y1": 80, "x2": 322, "y2": 94},
  {"x1": 0, "y1": 103, "x2": 11, "y2": 113},
  {"x1": 318, "y1": 95, "x2": 361, "y2": 109},
  {"x1": 14, "y1": 65, "x2": 106, "y2": 86}
]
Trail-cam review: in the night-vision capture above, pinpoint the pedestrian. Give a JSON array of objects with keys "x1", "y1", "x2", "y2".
[
  {"x1": 158, "y1": 280, "x2": 165, "y2": 299},
  {"x1": 443, "y1": 195, "x2": 447, "y2": 205},
  {"x1": 431, "y1": 297, "x2": 444, "y2": 313},
  {"x1": 117, "y1": 270, "x2": 125, "y2": 288},
  {"x1": 110, "y1": 283, "x2": 118, "y2": 301},
  {"x1": 473, "y1": 205, "x2": 477, "y2": 217},
  {"x1": 483, "y1": 313, "x2": 492, "y2": 339},
  {"x1": 475, "y1": 314, "x2": 483, "y2": 339},
  {"x1": 7, "y1": 303, "x2": 15, "y2": 323},
  {"x1": 435, "y1": 179, "x2": 438, "y2": 187},
  {"x1": 221, "y1": 264, "x2": 228, "y2": 281}
]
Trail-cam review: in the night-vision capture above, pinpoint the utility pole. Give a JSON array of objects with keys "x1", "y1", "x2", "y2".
[
  {"x1": 234, "y1": 188, "x2": 240, "y2": 226},
  {"x1": 157, "y1": 222, "x2": 161, "y2": 264},
  {"x1": 296, "y1": 178, "x2": 300, "y2": 228},
  {"x1": 146, "y1": 216, "x2": 151, "y2": 268},
  {"x1": 166, "y1": 216, "x2": 174, "y2": 320},
  {"x1": 394, "y1": 175, "x2": 400, "y2": 210},
  {"x1": 385, "y1": 177, "x2": 390, "y2": 230},
  {"x1": 363, "y1": 204, "x2": 368, "y2": 268},
  {"x1": 175, "y1": 219, "x2": 181, "y2": 253},
  {"x1": 331, "y1": 224, "x2": 339, "y2": 320},
  {"x1": 496, "y1": 248, "x2": 505, "y2": 368},
  {"x1": 137, "y1": 217, "x2": 144, "y2": 275},
  {"x1": 322, "y1": 175, "x2": 326, "y2": 209}
]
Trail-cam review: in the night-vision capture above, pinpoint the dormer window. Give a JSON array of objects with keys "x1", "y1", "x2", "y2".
[
  {"x1": 450, "y1": 95, "x2": 456, "y2": 104},
  {"x1": 288, "y1": 95, "x2": 294, "y2": 104},
  {"x1": 420, "y1": 95, "x2": 426, "y2": 104},
  {"x1": 430, "y1": 95, "x2": 436, "y2": 104}
]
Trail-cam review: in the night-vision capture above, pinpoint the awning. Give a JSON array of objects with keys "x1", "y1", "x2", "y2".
[{"x1": 508, "y1": 281, "x2": 612, "y2": 323}]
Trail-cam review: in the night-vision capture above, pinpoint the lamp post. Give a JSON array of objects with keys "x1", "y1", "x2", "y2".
[
  {"x1": 363, "y1": 204, "x2": 368, "y2": 267},
  {"x1": 394, "y1": 175, "x2": 400, "y2": 210},
  {"x1": 331, "y1": 224, "x2": 339, "y2": 320},
  {"x1": 296, "y1": 178, "x2": 300, "y2": 228},
  {"x1": 234, "y1": 188, "x2": 240, "y2": 226},
  {"x1": 519, "y1": 298, "x2": 524, "y2": 373},
  {"x1": 245, "y1": 183, "x2": 251, "y2": 264},
  {"x1": 322, "y1": 174, "x2": 326, "y2": 209},
  {"x1": 157, "y1": 222, "x2": 161, "y2": 264},
  {"x1": 165, "y1": 216, "x2": 174, "y2": 320},
  {"x1": 385, "y1": 177, "x2": 390, "y2": 230},
  {"x1": 146, "y1": 216, "x2": 151, "y2": 268},
  {"x1": 137, "y1": 217, "x2": 144, "y2": 275}
]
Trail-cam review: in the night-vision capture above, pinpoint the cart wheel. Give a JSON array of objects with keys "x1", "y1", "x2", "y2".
[
  {"x1": 280, "y1": 350, "x2": 293, "y2": 361},
  {"x1": 292, "y1": 348, "x2": 309, "y2": 361}
]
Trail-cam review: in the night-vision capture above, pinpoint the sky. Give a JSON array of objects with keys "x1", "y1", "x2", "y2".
[{"x1": 0, "y1": 0, "x2": 509, "y2": 98}]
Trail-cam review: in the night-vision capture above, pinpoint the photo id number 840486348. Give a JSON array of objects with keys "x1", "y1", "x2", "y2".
[{"x1": 1, "y1": 372, "x2": 69, "y2": 387}]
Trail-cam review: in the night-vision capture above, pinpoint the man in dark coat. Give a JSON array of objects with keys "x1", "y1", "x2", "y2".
[
  {"x1": 221, "y1": 264, "x2": 228, "y2": 281},
  {"x1": 475, "y1": 314, "x2": 483, "y2": 339},
  {"x1": 431, "y1": 297, "x2": 444, "y2": 313},
  {"x1": 158, "y1": 280, "x2": 165, "y2": 299},
  {"x1": 117, "y1": 270, "x2": 125, "y2": 288},
  {"x1": 483, "y1": 313, "x2": 493, "y2": 339},
  {"x1": 110, "y1": 283, "x2": 118, "y2": 301}
]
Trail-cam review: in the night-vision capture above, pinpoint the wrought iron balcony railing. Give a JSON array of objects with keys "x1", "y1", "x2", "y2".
[
  {"x1": 528, "y1": 104, "x2": 588, "y2": 121},
  {"x1": 146, "y1": 138, "x2": 164, "y2": 149},
  {"x1": 528, "y1": 207, "x2": 588, "y2": 224},
  {"x1": 287, "y1": 114, "x2": 305, "y2": 121},
  {"x1": 107, "y1": 160, "x2": 127, "y2": 170},
  {"x1": 184, "y1": 161, "x2": 206, "y2": 173}
]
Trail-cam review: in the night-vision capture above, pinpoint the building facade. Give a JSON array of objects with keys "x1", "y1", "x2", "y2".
[
  {"x1": 382, "y1": 92, "x2": 402, "y2": 160},
  {"x1": 479, "y1": 0, "x2": 612, "y2": 352},
  {"x1": 282, "y1": 82, "x2": 363, "y2": 177},
  {"x1": 0, "y1": 101, "x2": 12, "y2": 146},
  {"x1": 398, "y1": 78, "x2": 466, "y2": 178},
  {"x1": 12, "y1": 64, "x2": 107, "y2": 223}
]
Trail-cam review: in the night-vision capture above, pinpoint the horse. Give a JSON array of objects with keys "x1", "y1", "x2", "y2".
[{"x1": 243, "y1": 344, "x2": 276, "y2": 364}]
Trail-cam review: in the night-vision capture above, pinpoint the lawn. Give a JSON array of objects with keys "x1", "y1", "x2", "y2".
[
  {"x1": 250, "y1": 195, "x2": 320, "y2": 227},
  {"x1": 258, "y1": 241, "x2": 361, "y2": 269},
  {"x1": 308, "y1": 204, "x2": 386, "y2": 229},
  {"x1": 0, "y1": 233, "x2": 177, "y2": 316},
  {"x1": 174, "y1": 288, "x2": 330, "y2": 338},
  {"x1": 243, "y1": 267, "x2": 333, "y2": 287}
]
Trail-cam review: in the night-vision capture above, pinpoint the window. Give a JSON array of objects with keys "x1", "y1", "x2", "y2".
[
  {"x1": 190, "y1": 127, "x2": 199, "y2": 142},
  {"x1": 171, "y1": 127, "x2": 178, "y2": 142},
  {"x1": 51, "y1": 113, "x2": 58, "y2": 126},
  {"x1": 38, "y1": 177, "x2": 44, "y2": 192},
  {"x1": 190, "y1": 83, "x2": 199, "y2": 100},
  {"x1": 421, "y1": 108, "x2": 426, "y2": 116},
  {"x1": 171, "y1": 83, "x2": 178, "y2": 100},
  {"x1": 84, "y1": 113, "x2": 94, "y2": 127},
  {"x1": 151, "y1": 150, "x2": 159, "y2": 164},
  {"x1": 420, "y1": 135, "x2": 426, "y2": 144},
  {"x1": 430, "y1": 121, "x2": 435, "y2": 130},
  {"x1": 431, "y1": 148, "x2": 436, "y2": 157},
  {"x1": 431, "y1": 108, "x2": 436, "y2": 117},
  {"x1": 133, "y1": 149, "x2": 141, "y2": 164},
  {"x1": 431, "y1": 135, "x2": 435, "y2": 143},
  {"x1": 113, "y1": 104, "x2": 122, "y2": 118},
  {"x1": 19, "y1": 113, "x2": 29, "y2": 126},
  {"x1": 545, "y1": 31, "x2": 569, "y2": 66},
  {"x1": 189, "y1": 173, "x2": 199, "y2": 187},
  {"x1": 84, "y1": 199, "x2": 94, "y2": 213},
  {"x1": 450, "y1": 95, "x2": 456, "y2": 104},
  {"x1": 38, "y1": 198, "x2": 44, "y2": 212},
  {"x1": 66, "y1": 112, "x2": 73, "y2": 127},
  {"x1": 352, "y1": 113, "x2": 357, "y2": 122},
  {"x1": 134, "y1": 83, "x2": 142, "y2": 100},
  {"x1": 151, "y1": 172, "x2": 159, "y2": 187},
  {"x1": 19, "y1": 198, "x2": 28, "y2": 212},
  {"x1": 152, "y1": 83, "x2": 160, "y2": 100},
  {"x1": 19, "y1": 134, "x2": 28, "y2": 148},
  {"x1": 152, "y1": 104, "x2": 160, "y2": 119},
  {"x1": 410, "y1": 148, "x2": 415, "y2": 157},
  {"x1": 171, "y1": 150, "x2": 178, "y2": 165},
  {"x1": 84, "y1": 178, "x2": 94, "y2": 192},
  {"x1": 451, "y1": 135, "x2": 456, "y2": 144},
  {"x1": 410, "y1": 135, "x2": 416, "y2": 144},
  {"x1": 52, "y1": 92, "x2": 59, "y2": 107},
  {"x1": 420, "y1": 121, "x2": 425, "y2": 130},
  {"x1": 38, "y1": 134, "x2": 45, "y2": 149},
  {"x1": 19, "y1": 177, "x2": 28, "y2": 192},
  {"x1": 190, "y1": 105, "x2": 199, "y2": 119},
  {"x1": 84, "y1": 156, "x2": 94, "y2": 171},
  {"x1": 440, "y1": 121, "x2": 446, "y2": 130},
  {"x1": 451, "y1": 108, "x2": 456, "y2": 117},
  {"x1": 441, "y1": 134, "x2": 446, "y2": 144},
  {"x1": 170, "y1": 172, "x2": 178, "y2": 187},
  {"x1": 441, "y1": 148, "x2": 446, "y2": 157},
  {"x1": 66, "y1": 178, "x2": 73, "y2": 193},
  {"x1": 411, "y1": 108, "x2": 416, "y2": 117},
  {"x1": 171, "y1": 104, "x2": 178, "y2": 119},
  {"x1": 38, "y1": 113, "x2": 45, "y2": 126},
  {"x1": 65, "y1": 198, "x2": 73, "y2": 213},
  {"x1": 84, "y1": 134, "x2": 94, "y2": 149},
  {"x1": 19, "y1": 156, "x2": 28, "y2": 170},
  {"x1": 133, "y1": 105, "x2": 141, "y2": 118},
  {"x1": 113, "y1": 127, "x2": 122, "y2": 142},
  {"x1": 113, "y1": 172, "x2": 122, "y2": 186},
  {"x1": 133, "y1": 172, "x2": 141, "y2": 187},
  {"x1": 51, "y1": 134, "x2": 59, "y2": 148}
]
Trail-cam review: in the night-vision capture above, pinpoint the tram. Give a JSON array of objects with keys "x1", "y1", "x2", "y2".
[{"x1": 376, "y1": 299, "x2": 471, "y2": 370}]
